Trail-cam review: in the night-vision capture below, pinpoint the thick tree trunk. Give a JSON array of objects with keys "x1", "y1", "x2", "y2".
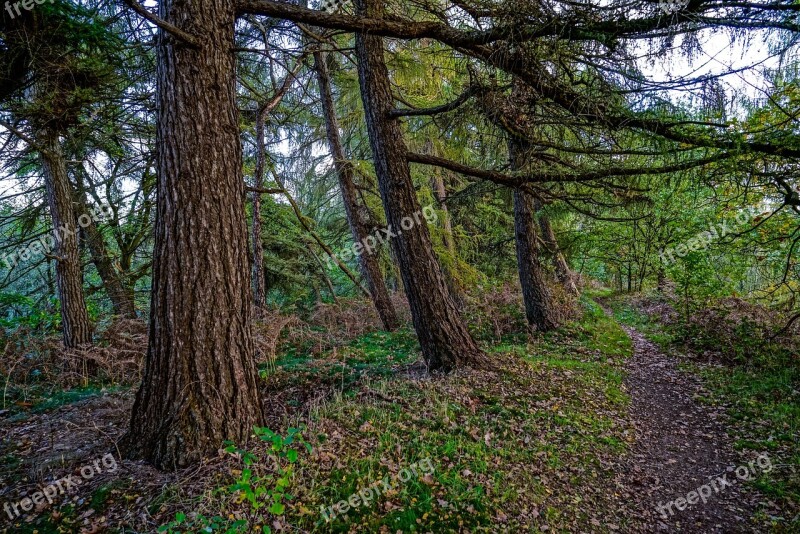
[
  {"x1": 533, "y1": 197, "x2": 579, "y2": 296},
  {"x1": 314, "y1": 50, "x2": 399, "y2": 330},
  {"x1": 252, "y1": 111, "x2": 267, "y2": 308},
  {"x1": 126, "y1": 0, "x2": 263, "y2": 469},
  {"x1": 355, "y1": 0, "x2": 484, "y2": 371},
  {"x1": 509, "y1": 141, "x2": 557, "y2": 332},
  {"x1": 38, "y1": 129, "x2": 93, "y2": 348}
]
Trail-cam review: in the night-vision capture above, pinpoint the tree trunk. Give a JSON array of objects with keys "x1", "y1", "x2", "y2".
[
  {"x1": 627, "y1": 263, "x2": 632, "y2": 292},
  {"x1": 314, "y1": 50, "x2": 399, "y2": 330},
  {"x1": 533, "y1": 197, "x2": 578, "y2": 296},
  {"x1": 78, "y1": 209, "x2": 137, "y2": 319},
  {"x1": 354, "y1": 0, "x2": 484, "y2": 371},
  {"x1": 252, "y1": 110, "x2": 267, "y2": 308},
  {"x1": 426, "y1": 140, "x2": 465, "y2": 307},
  {"x1": 126, "y1": 0, "x2": 263, "y2": 469},
  {"x1": 38, "y1": 128, "x2": 93, "y2": 348},
  {"x1": 657, "y1": 267, "x2": 666, "y2": 292},
  {"x1": 509, "y1": 140, "x2": 557, "y2": 332},
  {"x1": 73, "y1": 178, "x2": 137, "y2": 319}
]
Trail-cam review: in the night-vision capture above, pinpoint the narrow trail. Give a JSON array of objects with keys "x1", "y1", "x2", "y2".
[{"x1": 616, "y1": 324, "x2": 762, "y2": 532}]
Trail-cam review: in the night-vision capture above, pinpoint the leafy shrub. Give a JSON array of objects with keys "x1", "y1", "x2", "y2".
[{"x1": 158, "y1": 427, "x2": 312, "y2": 534}]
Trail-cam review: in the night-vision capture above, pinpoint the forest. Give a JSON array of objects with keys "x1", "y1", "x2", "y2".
[{"x1": 0, "y1": 0, "x2": 798, "y2": 532}]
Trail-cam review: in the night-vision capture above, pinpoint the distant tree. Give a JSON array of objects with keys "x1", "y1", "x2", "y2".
[{"x1": 314, "y1": 49, "x2": 400, "y2": 330}]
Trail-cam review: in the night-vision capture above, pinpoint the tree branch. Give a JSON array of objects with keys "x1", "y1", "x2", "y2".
[
  {"x1": 407, "y1": 152, "x2": 733, "y2": 186},
  {"x1": 390, "y1": 86, "x2": 477, "y2": 118},
  {"x1": 123, "y1": 0, "x2": 200, "y2": 48}
]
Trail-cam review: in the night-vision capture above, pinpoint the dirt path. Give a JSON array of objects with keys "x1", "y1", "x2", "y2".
[{"x1": 615, "y1": 324, "x2": 765, "y2": 532}]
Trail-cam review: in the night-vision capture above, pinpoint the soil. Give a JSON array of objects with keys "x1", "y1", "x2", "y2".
[{"x1": 613, "y1": 325, "x2": 766, "y2": 532}]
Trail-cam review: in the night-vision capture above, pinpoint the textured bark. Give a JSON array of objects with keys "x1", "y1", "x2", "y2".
[
  {"x1": 314, "y1": 50, "x2": 399, "y2": 331},
  {"x1": 510, "y1": 141, "x2": 557, "y2": 332},
  {"x1": 38, "y1": 129, "x2": 93, "y2": 348},
  {"x1": 355, "y1": 0, "x2": 485, "y2": 371},
  {"x1": 252, "y1": 110, "x2": 267, "y2": 308},
  {"x1": 533, "y1": 197, "x2": 579, "y2": 296},
  {"x1": 127, "y1": 0, "x2": 264, "y2": 469}
]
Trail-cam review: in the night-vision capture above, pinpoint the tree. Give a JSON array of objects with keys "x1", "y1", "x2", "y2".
[
  {"x1": 313, "y1": 49, "x2": 399, "y2": 331},
  {"x1": 353, "y1": 0, "x2": 485, "y2": 371},
  {"x1": 0, "y1": 3, "x2": 115, "y2": 347},
  {"x1": 38, "y1": 128, "x2": 93, "y2": 346},
  {"x1": 73, "y1": 167, "x2": 137, "y2": 319},
  {"x1": 252, "y1": 106, "x2": 268, "y2": 309},
  {"x1": 509, "y1": 139, "x2": 558, "y2": 332},
  {"x1": 125, "y1": 0, "x2": 263, "y2": 469}
]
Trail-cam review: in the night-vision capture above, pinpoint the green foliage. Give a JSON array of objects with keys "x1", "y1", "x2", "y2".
[
  {"x1": 0, "y1": 292, "x2": 60, "y2": 334},
  {"x1": 158, "y1": 428, "x2": 312, "y2": 534}
]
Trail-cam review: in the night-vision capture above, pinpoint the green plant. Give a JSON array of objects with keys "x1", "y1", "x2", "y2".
[{"x1": 157, "y1": 427, "x2": 312, "y2": 533}]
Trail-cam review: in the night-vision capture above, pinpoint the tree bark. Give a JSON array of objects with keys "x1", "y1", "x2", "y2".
[
  {"x1": 126, "y1": 0, "x2": 264, "y2": 469},
  {"x1": 510, "y1": 140, "x2": 557, "y2": 332},
  {"x1": 354, "y1": 0, "x2": 485, "y2": 371},
  {"x1": 252, "y1": 110, "x2": 267, "y2": 308},
  {"x1": 533, "y1": 197, "x2": 579, "y2": 296},
  {"x1": 314, "y1": 50, "x2": 399, "y2": 331},
  {"x1": 38, "y1": 129, "x2": 93, "y2": 348}
]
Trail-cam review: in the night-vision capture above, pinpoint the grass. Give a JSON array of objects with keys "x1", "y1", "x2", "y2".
[{"x1": 161, "y1": 298, "x2": 638, "y2": 533}]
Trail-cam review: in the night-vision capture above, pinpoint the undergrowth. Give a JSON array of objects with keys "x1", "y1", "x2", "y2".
[{"x1": 153, "y1": 297, "x2": 636, "y2": 533}]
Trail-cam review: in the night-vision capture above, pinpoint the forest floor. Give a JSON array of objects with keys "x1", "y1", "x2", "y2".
[
  {"x1": 613, "y1": 321, "x2": 766, "y2": 532},
  {"x1": 0, "y1": 292, "x2": 797, "y2": 533}
]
